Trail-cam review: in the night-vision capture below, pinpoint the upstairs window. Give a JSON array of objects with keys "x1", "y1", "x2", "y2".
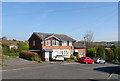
[
  {"x1": 62, "y1": 41, "x2": 67, "y2": 46},
  {"x1": 33, "y1": 40, "x2": 35, "y2": 46},
  {"x1": 52, "y1": 40, "x2": 59, "y2": 46},
  {"x1": 45, "y1": 40, "x2": 51, "y2": 46},
  {"x1": 69, "y1": 41, "x2": 72, "y2": 46}
]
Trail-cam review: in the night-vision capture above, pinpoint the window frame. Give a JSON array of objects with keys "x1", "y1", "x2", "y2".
[
  {"x1": 62, "y1": 41, "x2": 67, "y2": 46},
  {"x1": 33, "y1": 40, "x2": 35, "y2": 46},
  {"x1": 69, "y1": 41, "x2": 72, "y2": 46},
  {"x1": 52, "y1": 40, "x2": 59, "y2": 46},
  {"x1": 45, "y1": 40, "x2": 51, "y2": 46}
]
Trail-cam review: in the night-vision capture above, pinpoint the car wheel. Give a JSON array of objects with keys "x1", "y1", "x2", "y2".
[{"x1": 86, "y1": 61, "x2": 88, "y2": 64}]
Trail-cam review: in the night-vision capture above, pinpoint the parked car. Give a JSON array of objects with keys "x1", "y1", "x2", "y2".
[
  {"x1": 55, "y1": 55, "x2": 64, "y2": 61},
  {"x1": 78, "y1": 57, "x2": 94, "y2": 64},
  {"x1": 93, "y1": 58, "x2": 106, "y2": 64}
]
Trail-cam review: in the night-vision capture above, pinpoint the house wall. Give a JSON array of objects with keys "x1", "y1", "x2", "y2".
[
  {"x1": 28, "y1": 33, "x2": 43, "y2": 58},
  {"x1": 29, "y1": 34, "x2": 76, "y2": 60},
  {"x1": 29, "y1": 33, "x2": 42, "y2": 50},
  {"x1": 42, "y1": 37, "x2": 74, "y2": 58},
  {"x1": 42, "y1": 37, "x2": 74, "y2": 50},
  {"x1": 74, "y1": 48, "x2": 86, "y2": 57}
]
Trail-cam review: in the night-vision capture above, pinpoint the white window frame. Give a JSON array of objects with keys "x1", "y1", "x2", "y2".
[
  {"x1": 52, "y1": 40, "x2": 59, "y2": 46},
  {"x1": 45, "y1": 40, "x2": 51, "y2": 46},
  {"x1": 33, "y1": 40, "x2": 35, "y2": 46},
  {"x1": 62, "y1": 41, "x2": 67, "y2": 46},
  {"x1": 60, "y1": 49, "x2": 69, "y2": 56},
  {"x1": 69, "y1": 41, "x2": 72, "y2": 46}
]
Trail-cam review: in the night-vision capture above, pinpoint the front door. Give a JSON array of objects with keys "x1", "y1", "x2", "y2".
[{"x1": 45, "y1": 52, "x2": 49, "y2": 61}]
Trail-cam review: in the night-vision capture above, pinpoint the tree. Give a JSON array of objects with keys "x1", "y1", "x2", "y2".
[
  {"x1": 17, "y1": 42, "x2": 29, "y2": 52},
  {"x1": 105, "y1": 49, "x2": 114, "y2": 62},
  {"x1": 111, "y1": 45, "x2": 118, "y2": 61},
  {"x1": 84, "y1": 31, "x2": 94, "y2": 48},
  {"x1": 96, "y1": 47, "x2": 106, "y2": 59},
  {"x1": 86, "y1": 48, "x2": 95, "y2": 58}
]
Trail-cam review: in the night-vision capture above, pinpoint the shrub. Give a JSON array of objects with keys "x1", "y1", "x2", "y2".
[
  {"x1": 70, "y1": 56, "x2": 78, "y2": 61},
  {"x1": 19, "y1": 51, "x2": 39, "y2": 61},
  {"x1": 64, "y1": 56, "x2": 78, "y2": 62},
  {"x1": 64, "y1": 58, "x2": 74, "y2": 62},
  {"x1": 34, "y1": 56, "x2": 42, "y2": 63}
]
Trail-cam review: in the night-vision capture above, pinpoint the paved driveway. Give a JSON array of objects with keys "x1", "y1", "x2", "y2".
[{"x1": 2, "y1": 61, "x2": 120, "y2": 80}]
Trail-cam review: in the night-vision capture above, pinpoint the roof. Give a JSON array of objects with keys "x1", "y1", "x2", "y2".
[
  {"x1": 33, "y1": 32, "x2": 76, "y2": 41},
  {"x1": 43, "y1": 48, "x2": 53, "y2": 52},
  {"x1": 74, "y1": 41, "x2": 85, "y2": 48}
]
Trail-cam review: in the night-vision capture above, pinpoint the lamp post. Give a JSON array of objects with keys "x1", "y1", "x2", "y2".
[{"x1": 84, "y1": 37, "x2": 86, "y2": 56}]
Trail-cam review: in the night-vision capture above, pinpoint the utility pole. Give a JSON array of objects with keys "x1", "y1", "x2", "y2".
[{"x1": 84, "y1": 37, "x2": 86, "y2": 56}]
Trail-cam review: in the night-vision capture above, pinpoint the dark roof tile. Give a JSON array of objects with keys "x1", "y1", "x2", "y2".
[{"x1": 34, "y1": 32, "x2": 76, "y2": 41}]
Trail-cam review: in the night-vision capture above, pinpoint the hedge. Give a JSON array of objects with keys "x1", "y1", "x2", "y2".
[{"x1": 19, "y1": 51, "x2": 42, "y2": 62}]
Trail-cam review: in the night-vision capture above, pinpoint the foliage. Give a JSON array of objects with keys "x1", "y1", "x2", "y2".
[
  {"x1": 34, "y1": 56, "x2": 42, "y2": 63},
  {"x1": 19, "y1": 51, "x2": 42, "y2": 63},
  {"x1": 2, "y1": 42, "x2": 19, "y2": 57},
  {"x1": 73, "y1": 52, "x2": 79, "y2": 57},
  {"x1": 64, "y1": 55, "x2": 78, "y2": 62},
  {"x1": 19, "y1": 51, "x2": 38, "y2": 60},
  {"x1": 64, "y1": 58, "x2": 75, "y2": 62},
  {"x1": 96, "y1": 47, "x2": 106, "y2": 59},
  {"x1": 117, "y1": 48, "x2": 120, "y2": 62},
  {"x1": 70, "y1": 55, "x2": 78, "y2": 61},
  {"x1": 17, "y1": 42, "x2": 29, "y2": 52},
  {"x1": 86, "y1": 45, "x2": 120, "y2": 63},
  {"x1": 105, "y1": 49, "x2": 114, "y2": 62}
]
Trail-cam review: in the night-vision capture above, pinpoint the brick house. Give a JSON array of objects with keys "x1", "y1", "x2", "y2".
[
  {"x1": 28, "y1": 32, "x2": 76, "y2": 61},
  {"x1": 74, "y1": 42, "x2": 86, "y2": 57}
]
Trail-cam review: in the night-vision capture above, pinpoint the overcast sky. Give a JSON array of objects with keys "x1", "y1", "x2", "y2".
[{"x1": 2, "y1": 2, "x2": 118, "y2": 42}]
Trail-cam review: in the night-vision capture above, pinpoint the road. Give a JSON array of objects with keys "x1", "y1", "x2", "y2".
[{"x1": 2, "y1": 62, "x2": 120, "y2": 80}]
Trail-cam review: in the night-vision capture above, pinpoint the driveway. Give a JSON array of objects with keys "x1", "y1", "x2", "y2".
[
  {"x1": 3, "y1": 57, "x2": 36, "y2": 66},
  {"x1": 2, "y1": 61, "x2": 120, "y2": 80}
]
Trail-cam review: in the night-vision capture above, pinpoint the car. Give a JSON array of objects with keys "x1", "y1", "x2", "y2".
[
  {"x1": 55, "y1": 55, "x2": 64, "y2": 61},
  {"x1": 78, "y1": 57, "x2": 94, "y2": 64},
  {"x1": 93, "y1": 58, "x2": 106, "y2": 64}
]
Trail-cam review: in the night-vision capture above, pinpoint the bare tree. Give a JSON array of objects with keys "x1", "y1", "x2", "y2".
[{"x1": 84, "y1": 31, "x2": 94, "y2": 48}]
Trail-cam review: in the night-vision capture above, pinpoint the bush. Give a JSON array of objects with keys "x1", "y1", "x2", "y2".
[
  {"x1": 64, "y1": 58, "x2": 74, "y2": 62},
  {"x1": 64, "y1": 56, "x2": 78, "y2": 62},
  {"x1": 19, "y1": 51, "x2": 41, "y2": 62},
  {"x1": 34, "y1": 56, "x2": 42, "y2": 63},
  {"x1": 70, "y1": 56, "x2": 78, "y2": 61}
]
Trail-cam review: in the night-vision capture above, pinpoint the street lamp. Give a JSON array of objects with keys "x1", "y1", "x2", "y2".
[{"x1": 84, "y1": 37, "x2": 86, "y2": 56}]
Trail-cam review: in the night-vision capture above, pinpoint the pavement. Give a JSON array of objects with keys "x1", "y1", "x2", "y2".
[
  {"x1": 1, "y1": 58, "x2": 120, "y2": 80},
  {"x1": 3, "y1": 57, "x2": 36, "y2": 66}
]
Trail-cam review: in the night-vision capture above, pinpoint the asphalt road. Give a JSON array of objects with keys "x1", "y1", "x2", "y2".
[{"x1": 2, "y1": 62, "x2": 120, "y2": 80}]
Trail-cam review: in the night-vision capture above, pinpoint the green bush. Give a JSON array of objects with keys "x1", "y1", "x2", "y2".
[
  {"x1": 19, "y1": 51, "x2": 39, "y2": 61},
  {"x1": 70, "y1": 56, "x2": 78, "y2": 61},
  {"x1": 64, "y1": 56, "x2": 78, "y2": 62},
  {"x1": 34, "y1": 56, "x2": 42, "y2": 63}
]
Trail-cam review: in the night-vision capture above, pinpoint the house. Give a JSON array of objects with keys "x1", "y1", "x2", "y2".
[
  {"x1": 28, "y1": 32, "x2": 76, "y2": 61},
  {"x1": 74, "y1": 41, "x2": 86, "y2": 57},
  {"x1": 8, "y1": 45, "x2": 18, "y2": 50}
]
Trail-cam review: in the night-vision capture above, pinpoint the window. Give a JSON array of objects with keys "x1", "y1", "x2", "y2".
[
  {"x1": 60, "y1": 50, "x2": 69, "y2": 55},
  {"x1": 33, "y1": 40, "x2": 35, "y2": 46},
  {"x1": 52, "y1": 40, "x2": 59, "y2": 46},
  {"x1": 62, "y1": 41, "x2": 67, "y2": 46},
  {"x1": 69, "y1": 41, "x2": 72, "y2": 46},
  {"x1": 45, "y1": 40, "x2": 51, "y2": 46}
]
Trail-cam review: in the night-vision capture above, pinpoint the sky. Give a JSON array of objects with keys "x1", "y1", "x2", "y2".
[{"x1": 2, "y1": 2, "x2": 118, "y2": 42}]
